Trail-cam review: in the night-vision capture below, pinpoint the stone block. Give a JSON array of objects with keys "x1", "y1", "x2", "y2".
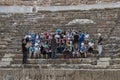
[
  {"x1": 0, "y1": 41, "x2": 8, "y2": 45},
  {"x1": 99, "y1": 57, "x2": 111, "y2": 61},
  {"x1": 3, "y1": 54, "x2": 15, "y2": 58},
  {"x1": 28, "y1": 59, "x2": 37, "y2": 64},
  {"x1": 0, "y1": 45, "x2": 7, "y2": 49},
  {"x1": 97, "y1": 61, "x2": 110, "y2": 66},
  {"x1": 0, "y1": 61, "x2": 11, "y2": 67},
  {"x1": 109, "y1": 64, "x2": 120, "y2": 69},
  {"x1": 12, "y1": 59, "x2": 22, "y2": 64},
  {"x1": 1, "y1": 58, "x2": 13, "y2": 62},
  {"x1": 14, "y1": 54, "x2": 23, "y2": 59},
  {"x1": 112, "y1": 58, "x2": 120, "y2": 64}
]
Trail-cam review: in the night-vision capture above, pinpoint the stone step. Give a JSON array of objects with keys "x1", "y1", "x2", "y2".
[
  {"x1": 14, "y1": 53, "x2": 71, "y2": 59},
  {"x1": 0, "y1": 49, "x2": 20, "y2": 53},
  {"x1": 2, "y1": 63, "x2": 119, "y2": 69},
  {"x1": 97, "y1": 57, "x2": 111, "y2": 66},
  {"x1": 0, "y1": 61, "x2": 11, "y2": 67},
  {"x1": 1, "y1": 63, "x2": 120, "y2": 69},
  {"x1": 1, "y1": 58, "x2": 13, "y2": 62},
  {"x1": 0, "y1": 45, "x2": 7, "y2": 49},
  {"x1": 13, "y1": 54, "x2": 23, "y2": 59},
  {"x1": 99, "y1": 57, "x2": 111, "y2": 61},
  {"x1": 0, "y1": 41, "x2": 8, "y2": 45},
  {"x1": 3, "y1": 54, "x2": 15, "y2": 58},
  {"x1": 112, "y1": 58, "x2": 120, "y2": 64},
  {"x1": 113, "y1": 53, "x2": 120, "y2": 58},
  {"x1": 12, "y1": 58, "x2": 97, "y2": 65},
  {"x1": 97, "y1": 61, "x2": 110, "y2": 66}
]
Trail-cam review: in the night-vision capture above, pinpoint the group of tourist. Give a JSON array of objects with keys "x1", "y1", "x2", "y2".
[{"x1": 22, "y1": 29, "x2": 103, "y2": 64}]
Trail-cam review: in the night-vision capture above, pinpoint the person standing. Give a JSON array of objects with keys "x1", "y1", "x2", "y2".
[
  {"x1": 51, "y1": 34, "x2": 57, "y2": 59},
  {"x1": 22, "y1": 39, "x2": 28, "y2": 64},
  {"x1": 97, "y1": 33, "x2": 103, "y2": 56},
  {"x1": 78, "y1": 32, "x2": 85, "y2": 49},
  {"x1": 73, "y1": 32, "x2": 79, "y2": 49}
]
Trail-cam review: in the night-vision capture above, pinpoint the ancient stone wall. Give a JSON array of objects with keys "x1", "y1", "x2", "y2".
[
  {"x1": 0, "y1": 0, "x2": 119, "y2": 6},
  {"x1": 0, "y1": 69, "x2": 120, "y2": 80}
]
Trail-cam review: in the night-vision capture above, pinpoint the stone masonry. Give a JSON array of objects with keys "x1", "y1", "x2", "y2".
[
  {"x1": 0, "y1": 8, "x2": 120, "y2": 56},
  {"x1": 0, "y1": 69, "x2": 120, "y2": 80},
  {"x1": 0, "y1": 0, "x2": 119, "y2": 6},
  {"x1": 0, "y1": 1, "x2": 120, "y2": 80}
]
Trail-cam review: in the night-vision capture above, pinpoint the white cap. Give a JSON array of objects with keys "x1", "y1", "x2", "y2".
[
  {"x1": 63, "y1": 35, "x2": 66, "y2": 37},
  {"x1": 68, "y1": 38, "x2": 70, "y2": 40},
  {"x1": 98, "y1": 33, "x2": 101, "y2": 36},
  {"x1": 70, "y1": 41, "x2": 72, "y2": 44},
  {"x1": 41, "y1": 33, "x2": 44, "y2": 35},
  {"x1": 81, "y1": 43, "x2": 84, "y2": 45},
  {"x1": 55, "y1": 34, "x2": 60, "y2": 38}
]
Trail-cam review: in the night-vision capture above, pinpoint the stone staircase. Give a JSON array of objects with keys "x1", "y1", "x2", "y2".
[
  {"x1": 1, "y1": 56, "x2": 120, "y2": 69},
  {"x1": 104, "y1": 17, "x2": 120, "y2": 57},
  {"x1": 0, "y1": 7, "x2": 120, "y2": 67}
]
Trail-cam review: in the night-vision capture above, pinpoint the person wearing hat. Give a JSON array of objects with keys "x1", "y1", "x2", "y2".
[
  {"x1": 88, "y1": 39, "x2": 94, "y2": 56},
  {"x1": 97, "y1": 33, "x2": 103, "y2": 57},
  {"x1": 79, "y1": 43, "x2": 87, "y2": 58}
]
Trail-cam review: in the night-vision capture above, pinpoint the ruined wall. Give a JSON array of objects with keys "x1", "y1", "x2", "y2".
[
  {"x1": 0, "y1": 69, "x2": 120, "y2": 80},
  {"x1": 0, "y1": 0, "x2": 119, "y2": 6}
]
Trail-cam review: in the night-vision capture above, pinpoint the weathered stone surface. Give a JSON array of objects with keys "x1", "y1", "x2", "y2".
[
  {"x1": 0, "y1": 0, "x2": 119, "y2": 6},
  {"x1": 0, "y1": 1, "x2": 119, "y2": 74},
  {"x1": 3, "y1": 54, "x2": 15, "y2": 58},
  {"x1": 112, "y1": 58, "x2": 120, "y2": 64},
  {"x1": 113, "y1": 53, "x2": 120, "y2": 58},
  {"x1": 0, "y1": 45, "x2": 7, "y2": 49},
  {"x1": 0, "y1": 7, "x2": 119, "y2": 57},
  {"x1": 97, "y1": 58, "x2": 111, "y2": 66},
  {"x1": 109, "y1": 64, "x2": 120, "y2": 69},
  {"x1": 99, "y1": 58, "x2": 111, "y2": 61},
  {"x1": 0, "y1": 41, "x2": 8, "y2": 45},
  {"x1": 97, "y1": 61, "x2": 110, "y2": 66},
  {"x1": 0, "y1": 61, "x2": 11, "y2": 67},
  {"x1": 4, "y1": 75, "x2": 14, "y2": 80},
  {"x1": 1, "y1": 58, "x2": 13, "y2": 62},
  {"x1": 0, "y1": 69, "x2": 120, "y2": 80},
  {"x1": 12, "y1": 58, "x2": 97, "y2": 64}
]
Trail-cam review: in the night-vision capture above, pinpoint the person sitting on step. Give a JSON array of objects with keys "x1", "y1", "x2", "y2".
[{"x1": 79, "y1": 43, "x2": 87, "y2": 58}]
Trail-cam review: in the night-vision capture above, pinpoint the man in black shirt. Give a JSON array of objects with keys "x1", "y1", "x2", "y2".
[
  {"x1": 51, "y1": 34, "x2": 57, "y2": 59},
  {"x1": 73, "y1": 32, "x2": 79, "y2": 49},
  {"x1": 22, "y1": 39, "x2": 28, "y2": 64}
]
